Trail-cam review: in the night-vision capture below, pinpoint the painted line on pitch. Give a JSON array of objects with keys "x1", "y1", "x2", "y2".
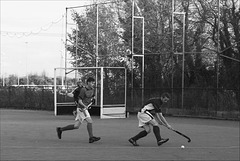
[{"x1": 1, "y1": 145, "x2": 239, "y2": 149}]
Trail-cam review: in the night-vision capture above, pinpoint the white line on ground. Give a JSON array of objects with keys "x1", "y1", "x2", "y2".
[{"x1": 1, "y1": 146, "x2": 239, "y2": 149}]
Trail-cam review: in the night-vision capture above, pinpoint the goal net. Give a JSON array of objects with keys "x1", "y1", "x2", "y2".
[{"x1": 54, "y1": 67, "x2": 127, "y2": 119}]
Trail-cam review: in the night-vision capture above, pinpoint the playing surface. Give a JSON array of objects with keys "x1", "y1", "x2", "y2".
[{"x1": 0, "y1": 109, "x2": 239, "y2": 161}]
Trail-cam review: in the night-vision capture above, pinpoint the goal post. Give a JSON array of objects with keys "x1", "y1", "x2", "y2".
[{"x1": 54, "y1": 67, "x2": 127, "y2": 119}]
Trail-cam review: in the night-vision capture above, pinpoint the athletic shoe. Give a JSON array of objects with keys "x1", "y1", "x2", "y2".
[
  {"x1": 157, "y1": 138, "x2": 169, "y2": 146},
  {"x1": 128, "y1": 138, "x2": 139, "y2": 146},
  {"x1": 56, "y1": 127, "x2": 62, "y2": 139},
  {"x1": 89, "y1": 136, "x2": 101, "y2": 143}
]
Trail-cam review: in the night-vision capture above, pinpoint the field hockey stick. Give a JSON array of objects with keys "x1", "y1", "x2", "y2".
[
  {"x1": 75, "y1": 101, "x2": 93, "y2": 112},
  {"x1": 171, "y1": 129, "x2": 191, "y2": 142},
  {"x1": 86, "y1": 101, "x2": 93, "y2": 110},
  {"x1": 79, "y1": 102, "x2": 93, "y2": 117},
  {"x1": 162, "y1": 124, "x2": 191, "y2": 142},
  {"x1": 73, "y1": 101, "x2": 94, "y2": 117},
  {"x1": 80, "y1": 102, "x2": 93, "y2": 111}
]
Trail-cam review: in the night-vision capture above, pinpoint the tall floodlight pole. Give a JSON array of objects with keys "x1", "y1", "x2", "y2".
[
  {"x1": 96, "y1": 1, "x2": 99, "y2": 68},
  {"x1": 75, "y1": 23, "x2": 78, "y2": 81},
  {"x1": 142, "y1": 17, "x2": 144, "y2": 104},
  {"x1": 216, "y1": 0, "x2": 220, "y2": 110},
  {"x1": 132, "y1": 0, "x2": 144, "y2": 105},
  {"x1": 217, "y1": 0, "x2": 220, "y2": 89},
  {"x1": 182, "y1": 13, "x2": 185, "y2": 109},
  {"x1": 95, "y1": 1, "x2": 99, "y2": 105},
  {"x1": 171, "y1": 0, "x2": 175, "y2": 108},
  {"x1": 131, "y1": 0, "x2": 134, "y2": 108},
  {"x1": 172, "y1": 11, "x2": 186, "y2": 109},
  {"x1": 65, "y1": 7, "x2": 68, "y2": 86},
  {"x1": 54, "y1": 68, "x2": 57, "y2": 116}
]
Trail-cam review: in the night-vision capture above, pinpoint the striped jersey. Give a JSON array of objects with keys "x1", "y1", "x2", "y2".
[{"x1": 140, "y1": 97, "x2": 163, "y2": 113}]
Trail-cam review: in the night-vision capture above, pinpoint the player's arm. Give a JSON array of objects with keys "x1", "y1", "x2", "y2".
[
  {"x1": 156, "y1": 113, "x2": 173, "y2": 130},
  {"x1": 77, "y1": 87, "x2": 88, "y2": 109},
  {"x1": 91, "y1": 97, "x2": 96, "y2": 104},
  {"x1": 78, "y1": 99, "x2": 88, "y2": 109}
]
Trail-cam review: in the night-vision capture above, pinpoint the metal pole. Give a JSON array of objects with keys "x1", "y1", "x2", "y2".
[
  {"x1": 2, "y1": 74, "x2": 4, "y2": 86},
  {"x1": 132, "y1": 0, "x2": 144, "y2": 105},
  {"x1": 75, "y1": 23, "x2": 78, "y2": 82},
  {"x1": 142, "y1": 17, "x2": 144, "y2": 104},
  {"x1": 95, "y1": 1, "x2": 99, "y2": 105},
  {"x1": 216, "y1": 0, "x2": 220, "y2": 111},
  {"x1": 172, "y1": 0, "x2": 175, "y2": 52},
  {"x1": 54, "y1": 68, "x2": 57, "y2": 116},
  {"x1": 66, "y1": 1, "x2": 113, "y2": 9},
  {"x1": 217, "y1": 0, "x2": 221, "y2": 88},
  {"x1": 173, "y1": 11, "x2": 186, "y2": 109},
  {"x1": 181, "y1": 13, "x2": 185, "y2": 109},
  {"x1": 18, "y1": 75, "x2": 19, "y2": 86},
  {"x1": 100, "y1": 67, "x2": 103, "y2": 118},
  {"x1": 125, "y1": 68, "x2": 127, "y2": 117},
  {"x1": 217, "y1": 0, "x2": 220, "y2": 89},
  {"x1": 65, "y1": 8, "x2": 68, "y2": 86},
  {"x1": 131, "y1": 0, "x2": 134, "y2": 108},
  {"x1": 172, "y1": 11, "x2": 186, "y2": 109},
  {"x1": 96, "y1": 2, "x2": 99, "y2": 67},
  {"x1": 171, "y1": 0, "x2": 175, "y2": 108}
]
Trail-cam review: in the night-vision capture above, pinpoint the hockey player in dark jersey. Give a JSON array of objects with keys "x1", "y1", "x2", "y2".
[{"x1": 128, "y1": 92, "x2": 173, "y2": 146}]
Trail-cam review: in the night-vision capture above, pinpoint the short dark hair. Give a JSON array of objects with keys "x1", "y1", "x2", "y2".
[
  {"x1": 87, "y1": 77, "x2": 95, "y2": 83},
  {"x1": 161, "y1": 92, "x2": 170, "y2": 99}
]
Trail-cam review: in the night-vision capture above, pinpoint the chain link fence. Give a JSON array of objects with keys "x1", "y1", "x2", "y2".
[
  {"x1": 0, "y1": 86, "x2": 54, "y2": 111},
  {"x1": 0, "y1": 85, "x2": 239, "y2": 119},
  {"x1": 126, "y1": 87, "x2": 239, "y2": 120}
]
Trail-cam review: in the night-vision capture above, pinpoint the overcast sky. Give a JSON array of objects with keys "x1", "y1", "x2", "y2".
[{"x1": 1, "y1": 0, "x2": 94, "y2": 77}]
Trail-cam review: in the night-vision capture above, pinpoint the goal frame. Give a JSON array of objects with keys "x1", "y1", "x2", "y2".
[{"x1": 54, "y1": 67, "x2": 127, "y2": 119}]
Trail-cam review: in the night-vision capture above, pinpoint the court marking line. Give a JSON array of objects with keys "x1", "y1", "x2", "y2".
[{"x1": 1, "y1": 145, "x2": 239, "y2": 149}]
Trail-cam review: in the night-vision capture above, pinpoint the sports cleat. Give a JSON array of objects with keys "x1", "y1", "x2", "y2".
[
  {"x1": 157, "y1": 138, "x2": 169, "y2": 146},
  {"x1": 56, "y1": 127, "x2": 62, "y2": 139},
  {"x1": 128, "y1": 138, "x2": 139, "y2": 146},
  {"x1": 89, "y1": 136, "x2": 101, "y2": 143}
]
